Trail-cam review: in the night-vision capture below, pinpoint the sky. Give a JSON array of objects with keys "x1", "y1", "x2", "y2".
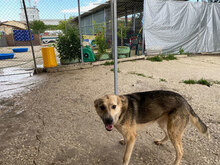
[{"x1": 0, "y1": 0, "x2": 107, "y2": 21}]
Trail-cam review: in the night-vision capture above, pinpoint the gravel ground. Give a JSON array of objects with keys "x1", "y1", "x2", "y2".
[
  {"x1": 0, "y1": 45, "x2": 60, "y2": 69},
  {"x1": 0, "y1": 55, "x2": 219, "y2": 165}
]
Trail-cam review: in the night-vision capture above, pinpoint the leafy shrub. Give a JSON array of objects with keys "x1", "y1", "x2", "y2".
[
  {"x1": 147, "y1": 56, "x2": 163, "y2": 62},
  {"x1": 183, "y1": 78, "x2": 211, "y2": 87},
  {"x1": 56, "y1": 27, "x2": 81, "y2": 60},
  {"x1": 197, "y1": 79, "x2": 211, "y2": 87},
  {"x1": 160, "y1": 78, "x2": 167, "y2": 82},
  {"x1": 110, "y1": 68, "x2": 120, "y2": 73},
  {"x1": 164, "y1": 54, "x2": 177, "y2": 60},
  {"x1": 147, "y1": 54, "x2": 177, "y2": 62},
  {"x1": 104, "y1": 61, "x2": 115, "y2": 66},
  {"x1": 117, "y1": 22, "x2": 129, "y2": 46},
  {"x1": 93, "y1": 21, "x2": 108, "y2": 58},
  {"x1": 183, "y1": 79, "x2": 196, "y2": 84},
  {"x1": 30, "y1": 20, "x2": 46, "y2": 34},
  {"x1": 179, "y1": 47, "x2": 184, "y2": 54}
]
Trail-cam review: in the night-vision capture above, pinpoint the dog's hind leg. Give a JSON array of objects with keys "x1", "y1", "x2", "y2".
[
  {"x1": 154, "y1": 115, "x2": 169, "y2": 145},
  {"x1": 167, "y1": 110, "x2": 189, "y2": 165}
]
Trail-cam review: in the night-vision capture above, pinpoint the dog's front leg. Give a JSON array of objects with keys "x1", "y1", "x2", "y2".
[{"x1": 123, "y1": 133, "x2": 136, "y2": 165}]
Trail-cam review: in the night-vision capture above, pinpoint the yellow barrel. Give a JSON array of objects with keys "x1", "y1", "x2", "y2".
[{"x1": 42, "y1": 47, "x2": 57, "y2": 68}]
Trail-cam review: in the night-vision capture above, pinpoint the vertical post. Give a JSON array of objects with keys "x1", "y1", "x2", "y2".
[
  {"x1": 125, "y1": 4, "x2": 128, "y2": 27},
  {"x1": 64, "y1": 14, "x2": 67, "y2": 33},
  {"x1": 77, "y1": 0, "x2": 84, "y2": 63},
  {"x1": 111, "y1": 0, "x2": 114, "y2": 51},
  {"x1": 133, "y1": 3, "x2": 136, "y2": 33},
  {"x1": 113, "y1": 0, "x2": 118, "y2": 95},
  {"x1": 142, "y1": 29, "x2": 144, "y2": 55},
  {"x1": 22, "y1": 0, "x2": 37, "y2": 73},
  {"x1": 104, "y1": 8, "x2": 107, "y2": 38}
]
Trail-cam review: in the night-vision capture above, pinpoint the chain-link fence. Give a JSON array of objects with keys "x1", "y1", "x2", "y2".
[
  {"x1": 1, "y1": 0, "x2": 220, "y2": 75},
  {"x1": 0, "y1": 0, "x2": 146, "y2": 73},
  {"x1": 0, "y1": 0, "x2": 82, "y2": 72}
]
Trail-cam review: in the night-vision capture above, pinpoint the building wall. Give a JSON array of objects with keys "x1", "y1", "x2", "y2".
[
  {"x1": 6, "y1": 34, "x2": 41, "y2": 46},
  {"x1": 81, "y1": 10, "x2": 106, "y2": 35},
  {"x1": 105, "y1": 7, "x2": 112, "y2": 43},
  {"x1": 41, "y1": 19, "x2": 63, "y2": 25},
  {"x1": 0, "y1": 21, "x2": 27, "y2": 35},
  {"x1": 0, "y1": 33, "x2": 7, "y2": 47},
  {"x1": 0, "y1": 25, "x2": 13, "y2": 35},
  {"x1": 20, "y1": 7, "x2": 40, "y2": 22}
]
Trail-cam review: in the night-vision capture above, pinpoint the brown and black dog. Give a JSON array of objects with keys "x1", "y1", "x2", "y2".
[{"x1": 94, "y1": 90, "x2": 210, "y2": 165}]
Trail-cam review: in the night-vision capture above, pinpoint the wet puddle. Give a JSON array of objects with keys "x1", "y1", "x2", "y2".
[{"x1": 0, "y1": 67, "x2": 44, "y2": 98}]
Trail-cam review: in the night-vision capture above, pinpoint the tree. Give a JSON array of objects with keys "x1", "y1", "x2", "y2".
[
  {"x1": 117, "y1": 21, "x2": 129, "y2": 46},
  {"x1": 30, "y1": 20, "x2": 46, "y2": 34},
  {"x1": 45, "y1": 25, "x2": 59, "y2": 30},
  {"x1": 93, "y1": 21, "x2": 108, "y2": 59},
  {"x1": 56, "y1": 26, "x2": 81, "y2": 60},
  {"x1": 57, "y1": 20, "x2": 66, "y2": 31},
  {"x1": 58, "y1": 16, "x2": 76, "y2": 33}
]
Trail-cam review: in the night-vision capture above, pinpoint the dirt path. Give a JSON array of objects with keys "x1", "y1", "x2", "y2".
[{"x1": 0, "y1": 56, "x2": 219, "y2": 165}]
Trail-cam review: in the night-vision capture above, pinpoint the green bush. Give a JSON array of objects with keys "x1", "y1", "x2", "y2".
[
  {"x1": 56, "y1": 27, "x2": 81, "y2": 60},
  {"x1": 30, "y1": 20, "x2": 46, "y2": 34},
  {"x1": 93, "y1": 21, "x2": 108, "y2": 58},
  {"x1": 147, "y1": 56, "x2": 163, "y2": 62},
  {"x1": 117, "y1": 22, "x2": 129, "y2": 46},
  {"x1": 147, "y1": 54, "x2": 177, "y2": 62},
  {"x1": 182, "y1": 78, "x2": 211, "y2": 87},
  {"x1": 110, "y1": 68, "x2": 120, "y2": 73},
  {"x1": 197, "y1": 79, "x2": 211, "y2": 87},
  {"x1": 179, "y1": 47, "x2": 184, "y2": 54},
  {"x1": 160, "y1": 78, "x2": 167, "y2": 82},
  {"x1": 104, "y1": 61, "x2": 115, "y2": 66},
  {"x1": 183, "y1": 79, "x2": 196, "y2": 84},
  {"x1": 164, "y1": 54, "x2": 177, "y2": 61}
]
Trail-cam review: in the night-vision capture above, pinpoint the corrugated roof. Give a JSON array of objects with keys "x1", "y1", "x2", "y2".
[{"x1": 73, "y1": 0, "x2": 144, "y2": 22}]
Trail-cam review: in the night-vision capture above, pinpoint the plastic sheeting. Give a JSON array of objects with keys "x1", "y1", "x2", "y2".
[{"x1": 143, "y1": 0, "x2": 220, "y2": 54}]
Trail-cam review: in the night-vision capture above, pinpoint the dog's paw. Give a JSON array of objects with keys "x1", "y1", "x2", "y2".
[
  {"x1": 154, "y1": 140, "x2": 163, "y2": 145},
  {"x1": 119, "y1": 139, "x2": 126, "y2": 145}
]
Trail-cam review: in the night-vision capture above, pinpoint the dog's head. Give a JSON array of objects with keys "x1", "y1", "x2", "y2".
[{"x1": 94, "y1": 95, "x2": 126, "y2": 131}]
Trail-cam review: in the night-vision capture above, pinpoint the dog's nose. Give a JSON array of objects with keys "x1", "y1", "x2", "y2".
[{"x1": 106, "y1": 118, "x2": 113, "y2": 124}]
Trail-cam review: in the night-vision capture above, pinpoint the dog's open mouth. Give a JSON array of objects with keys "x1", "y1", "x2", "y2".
[{"x1": 105, "y1": 124, "x2": 113, "y2": 131}]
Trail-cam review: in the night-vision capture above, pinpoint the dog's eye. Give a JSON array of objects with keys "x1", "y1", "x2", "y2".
[
  {"x1": 100, "y1": 105, "x2": 105, "y2": 110},
  {"x1": 112, "y1": 105, "x2": 116, "y2": 109}
]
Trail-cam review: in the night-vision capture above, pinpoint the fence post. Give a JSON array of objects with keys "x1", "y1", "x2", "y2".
[
  {"x1": 111, "y1": 0, "x2": 118, "y2": 95},
  {"x1": 22, "y1": 0, "x2": 37, "y2": 74},
  {"x1": 77, "y1": 0, "x2": 84, "y2": 63}
]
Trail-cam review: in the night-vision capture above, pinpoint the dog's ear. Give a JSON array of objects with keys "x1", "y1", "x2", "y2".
[
  {"x1": 94, "y1": 98, "x2": 102, "y2": 108},
  {"x1": 118, "y1": 95, "x2": 126, "y2": 105}
]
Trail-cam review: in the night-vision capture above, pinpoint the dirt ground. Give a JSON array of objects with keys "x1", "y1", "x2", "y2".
[
  {"x1": 0, "y1": 55, "x2": 220, "y2": 165},
  {"x1": 0, "y1": 45, "x2": 60, "y2": 69}
]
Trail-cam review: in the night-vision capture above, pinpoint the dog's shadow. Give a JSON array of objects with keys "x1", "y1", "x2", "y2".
[
  {"x1": 50, "y1": 136, "x2": 173, "y2": 165},
  {"x1": 50, "y1": 140, "x2": 124, "y2": 165}
]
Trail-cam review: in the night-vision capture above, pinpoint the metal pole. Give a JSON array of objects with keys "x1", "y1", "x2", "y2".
[
  {"x1": 125, "y1": 4, "x2": 127, "y2": 27},
  {"x1": 64, "y1": 14, "x2": 67, "y2": 33},
  {"x1": 113, "y1": 0, "x2": 118, "y2": 95},
  {"x1": 111, "y1": 0, "x2": 114, "y2": 49},
  {"x1": 22, "y1": 0, "x2": 37, "y2": 73},
  {"x1": 133, "y1": 4, "x2": 136, "y2": 33},
  {"x1": 142, "y1": 29, "x2": 144, "y2": 55},
  {"x1": 77, "y1": 0, "x2": 84, "y2": 63}
]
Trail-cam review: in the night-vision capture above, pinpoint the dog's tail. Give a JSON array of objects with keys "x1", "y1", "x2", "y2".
[{"x1": 188, "y1": 105, "x2": 210, "y2": 139}]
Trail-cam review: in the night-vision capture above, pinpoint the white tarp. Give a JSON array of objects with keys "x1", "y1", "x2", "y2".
[{"x1": 143, "y1": 0, "x2": 220, "y2": 54}]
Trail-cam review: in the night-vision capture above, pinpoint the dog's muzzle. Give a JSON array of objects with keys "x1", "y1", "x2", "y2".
[{"x1": 104, "y1": 117, "x2": 114, "y2": 131}]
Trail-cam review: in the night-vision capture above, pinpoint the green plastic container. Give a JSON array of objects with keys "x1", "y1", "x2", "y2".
[
  {"x1": 83, "y1": 46, "x2": 95, "y2": 62},
  {"x1": 118, "y1": 46, "x2": 130, "y2": 58}
]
